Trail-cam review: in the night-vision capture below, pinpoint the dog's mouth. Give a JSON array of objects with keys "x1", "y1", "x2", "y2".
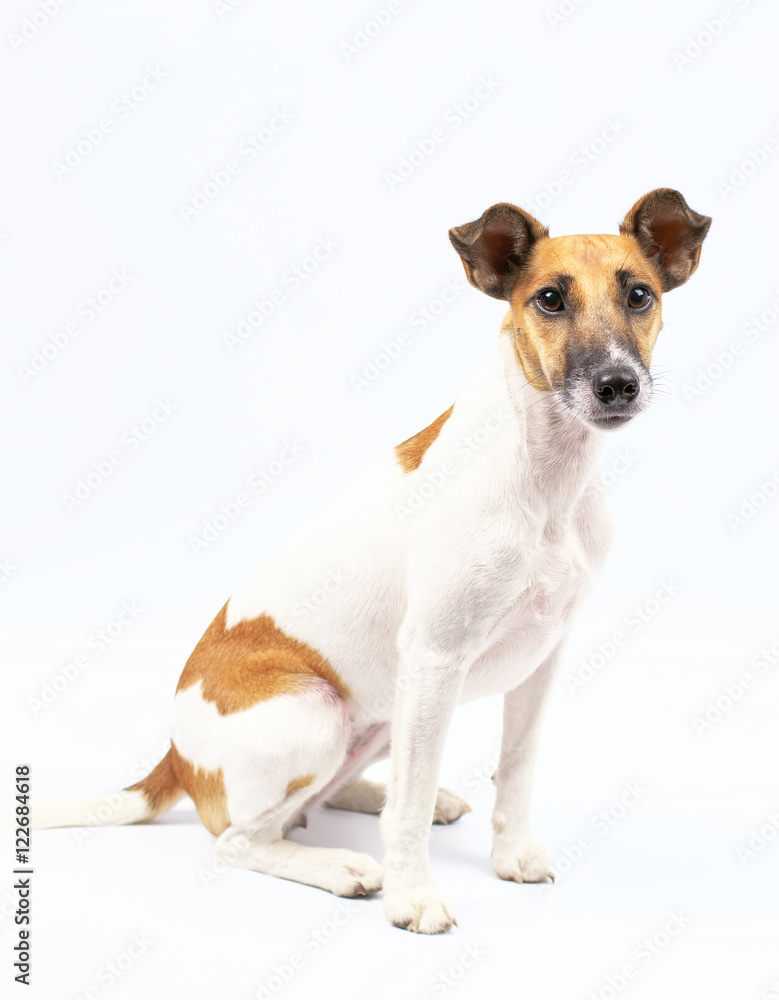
[
  {"x1": 586, "y1": 412, "x2": 636, "y2": 430},
  {"x1": 555, "y1": 385, "x2": 646, "y2": 430},
  {"x1": 557, "y1": 376, "x2": 652, "y2": 431},
  {"x1": 566, "y1": 390, "x2": 649, "y2": 431}
]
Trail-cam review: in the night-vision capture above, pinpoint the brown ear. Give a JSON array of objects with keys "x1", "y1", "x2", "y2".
[
  {"x1": 620, "y1": 188, "x2": 711, "y2": 292},
  {"x1": 449, "y1": 203, "x2": 548, "y2": 300}
]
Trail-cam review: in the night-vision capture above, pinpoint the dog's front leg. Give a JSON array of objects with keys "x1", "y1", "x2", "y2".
[
  {"x1": 491, "y1": 645, "x2": 560, "y2": 884},
  {"x1": 380, "y1": 642, "x2": 467, "y2": 934}
]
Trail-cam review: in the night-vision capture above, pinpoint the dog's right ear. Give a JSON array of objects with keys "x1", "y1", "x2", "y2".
[{"x1": 449, "y1": 204, "x2": 548, "y2": 301}]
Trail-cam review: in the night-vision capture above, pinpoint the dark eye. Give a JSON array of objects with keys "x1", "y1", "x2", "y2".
[
  {"x1": 538, "y1": 289, "x2": 564, "y2": 313},
  {"x1": 628, "y1": 287, "x2": 651, "y2": 310}
]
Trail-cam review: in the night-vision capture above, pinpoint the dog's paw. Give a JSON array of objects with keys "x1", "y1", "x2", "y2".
[
  {"x1": 323, "y1": 851, "x2": 384, "y2": 897},
  {"x1": 433, "y1": 787, "x2": 472, "y2": 825},
  {"x1": 383, "y1": 885, "x2": 458, "y2": 934},
  {"x1": 492, "y1": 840, "x2": 555, "y2": 884}
]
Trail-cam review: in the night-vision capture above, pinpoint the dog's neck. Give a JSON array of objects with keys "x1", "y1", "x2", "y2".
[{"x1": 492, "y1": 317, "x2": 607, "y2": 512}]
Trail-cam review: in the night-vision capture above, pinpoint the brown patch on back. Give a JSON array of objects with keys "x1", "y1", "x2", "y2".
[
  {"x1": 394, "y1": 406, "x2": 454, "y2": 474},
  {"x1": 177, "y1": 605, "x2": 349, "y2": 716},
  {"x1": 125, "y1": 748, "x2": 184, "y2": 819},
  {"x1": 285, "y1": 773, "x2": 316, "y2": 797},
  {"x1": 507, "y1": 233, "x2": 664, "y2": 390},
  {"x1": 170, "y1": 742, "x2": 230, "y2": 836}
]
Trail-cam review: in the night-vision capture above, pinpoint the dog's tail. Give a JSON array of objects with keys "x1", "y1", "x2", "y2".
[{"x1": 29, "y1": 748, "x2": 183, "y2": 830}]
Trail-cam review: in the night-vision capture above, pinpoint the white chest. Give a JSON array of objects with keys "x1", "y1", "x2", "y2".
[{"x1": 459, "y1": 507, "x2": 604, "y2": 702}]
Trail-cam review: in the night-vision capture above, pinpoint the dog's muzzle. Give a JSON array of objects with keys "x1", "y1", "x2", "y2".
[{"x1": 560, "y1": 343, "x2": 652, "y2": 430}]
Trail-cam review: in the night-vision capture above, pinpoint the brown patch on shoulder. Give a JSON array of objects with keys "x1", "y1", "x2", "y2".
[
  {"x1": 285, "y1": 773, "x2": 316, "y2": 797},
  {"x1": 170, "y1": 742, "x2": 230, "y2": 836},
  {"x1": 125, "y1": 748, "x2": 183, "y2": 819},
  {"x1": 176, "y1": 605, "x2": 349, "y2": 716},
  {"x1": 394, "y1": 406, "x2": 453, "y2": 474}
]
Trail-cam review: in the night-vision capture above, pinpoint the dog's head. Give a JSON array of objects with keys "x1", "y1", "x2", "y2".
[{"x1": 449, "y1": 189, "x2": 711, "y2": 430}]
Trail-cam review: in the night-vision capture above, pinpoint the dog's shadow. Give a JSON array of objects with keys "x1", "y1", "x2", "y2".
[
  {"x1": 153, "y1": 806, "x2": 201, "y2": 826},
  {"x1": 288, "y1": 806, "x2": 385, "y2": 856}
]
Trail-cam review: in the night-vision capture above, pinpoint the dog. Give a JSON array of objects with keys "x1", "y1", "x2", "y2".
[{"x1": 31, "y1": 188, "x2": 710, "y2": 934}]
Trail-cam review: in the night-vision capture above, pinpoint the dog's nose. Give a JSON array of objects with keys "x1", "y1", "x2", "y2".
[{"x1": 592, "y1": 367, "x2": 640, "y2": 405}]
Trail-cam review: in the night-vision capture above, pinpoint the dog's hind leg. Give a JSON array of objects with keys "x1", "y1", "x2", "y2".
[
  {"x1": 215, "y1": 816, "x2": 384, "y2": 897},
  {"x1": 173, "y1": 677, "x2": 384, "y2": 896},
  {"x1": 212, "y1": 726, "x2": 384, "y2": 897},
  {"x1": 326, "y1": 779, "x2": 471, "y2": 824},
  {"x1": 325, "y1": 778, "x2": 387, "y2": 814}
]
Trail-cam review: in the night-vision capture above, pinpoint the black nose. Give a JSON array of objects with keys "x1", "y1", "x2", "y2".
[{"x1": 592, "y1": 367, "x2": 640, "y2": 405}]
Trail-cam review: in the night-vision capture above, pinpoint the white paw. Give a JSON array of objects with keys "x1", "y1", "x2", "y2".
[
  {"x1": 383, "y1": 885, "x2": 458, "y2": 934},
  {"x1": 433, "y1": 787, "x2": 472, "y2": 825},
  {"x1": 492, "y1": 840, "x2": 555, "y2": 884},
  {"x1": 323, "y1": 850, "x2": 384, "y2": 897}
]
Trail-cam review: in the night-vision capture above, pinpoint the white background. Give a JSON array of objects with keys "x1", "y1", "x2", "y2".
[{"x1": 2, "y1": 0, "x2": 778, "y2": 997}]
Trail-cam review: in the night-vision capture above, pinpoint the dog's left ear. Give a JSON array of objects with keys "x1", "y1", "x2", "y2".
[
  {"x1": 449, "y1": 203, "x2": 548, "y2": 301},
  {"x1": 620, "y1": 188, "x2": 712, "y2": 292}
]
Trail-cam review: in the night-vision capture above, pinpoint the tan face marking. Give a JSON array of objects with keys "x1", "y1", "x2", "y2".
[
  {"x1": 177, "y1": 604, "x2": 350, "y2": 716},
  {"x1": 395, "y1": 405, "x2": 453, "y2": 474},
  {"x1": 507, "y1": 233, "x2": 664, "y2": 391},
  {"x1": 285, "y1": 774, "x2": 316, "y2": 797},
  {"x1": 170, "y1": 743, "x2": 230, "y2": 836}
]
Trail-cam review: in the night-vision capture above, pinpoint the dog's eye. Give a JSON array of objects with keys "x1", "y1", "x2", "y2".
[
  {"x1": 538, "y1": 289, "x2": 564, "y2": 313},
  {"x1": 628, "y1": 287, "x2": 651, "y2": 310}
]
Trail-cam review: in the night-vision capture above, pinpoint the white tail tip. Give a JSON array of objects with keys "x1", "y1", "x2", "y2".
[{"x1": 28, "y1": 790, "x2": 150, "y2": 830}]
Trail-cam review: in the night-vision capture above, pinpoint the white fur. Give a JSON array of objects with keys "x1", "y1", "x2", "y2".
[
  {"x1": 28, "y1": 790, "x2": 149, "y2": 829},
  {"x1": 31, "y1": 320, "x2": 615, "y2": 931},
  {"x1": 171, "y1": 326, "x2": 615, "y2": 930}
]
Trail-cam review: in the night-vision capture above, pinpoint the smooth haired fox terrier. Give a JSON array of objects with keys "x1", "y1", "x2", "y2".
[{"x1": 32, "y1": 188, "x2": 710, "y2": 933}]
